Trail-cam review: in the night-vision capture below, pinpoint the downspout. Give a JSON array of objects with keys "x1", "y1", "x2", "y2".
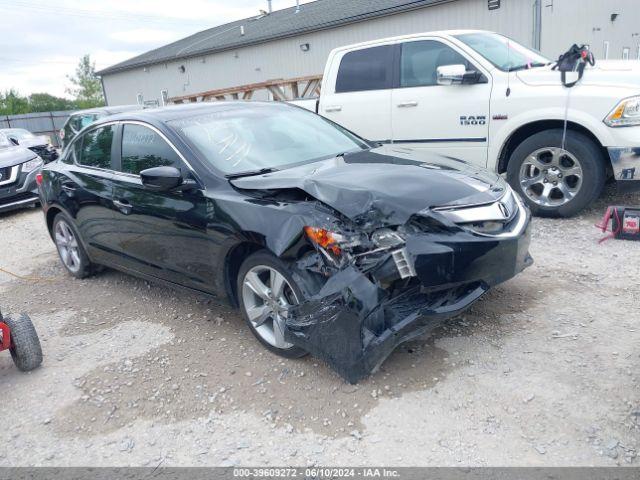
[
  {"x1": 533, "y1": 0, "x2": 542, "y2": 50},
  {"x1": 100, "y1": 76, "x2": 109, "y2": 106}
]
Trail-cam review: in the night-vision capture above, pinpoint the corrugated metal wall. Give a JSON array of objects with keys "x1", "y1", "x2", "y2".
[
  {"x1": 0, "y1": 111, "x2": 72, "y2": 147},
  {"x1": 101, "y1": 0, "x2": 639, "y2": 106},
  {"x1": 102, "y1": 0, "x2": 535, "y2": 105},
  {"x1": 541, "y1": 0, "x2": 640, "y2": 61}
]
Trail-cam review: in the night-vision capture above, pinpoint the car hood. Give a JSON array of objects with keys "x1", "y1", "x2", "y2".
[
  {"x1": 230, "y1": 146, "x2": 506, "y2": 225},
  {"x1": 16, "y1": 136, "x2": 49, "y2": 148},
  {"x1": 0, "y1": 146, "x2": 38, "y2": 168},
  {"x1": 516, "y1": 60, "x2": 640, "y2": 89}
]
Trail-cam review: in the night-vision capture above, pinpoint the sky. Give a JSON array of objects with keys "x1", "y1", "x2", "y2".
[{"x1": 0, "y1": 0, "x2": 315, "y2": 98}]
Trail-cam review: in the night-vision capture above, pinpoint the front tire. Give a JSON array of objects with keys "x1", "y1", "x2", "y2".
[
  {"x1": 237, "y1": 250, "x2": 307, "y2": 359},
  {"x1": 506, "y1": 129, "x2": 605, "y2": 217},
  {"x1": 52, "y1": 213, "x2": 95, "y2": 278}
]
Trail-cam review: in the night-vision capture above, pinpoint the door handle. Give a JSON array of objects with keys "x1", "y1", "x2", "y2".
[
  {"x1": 325, "y1": 105, "x2": 342, "y2": 112},
  {"x1": 397, "y1": 101, "x2": 418, "y2": 108},
  {"x1": 113, "y1": 199, "x2": 132, "y2": 214}
]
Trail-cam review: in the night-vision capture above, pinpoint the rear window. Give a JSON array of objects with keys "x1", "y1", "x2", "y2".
[{"x1": 335, "y1": 45, "x2": 395, "y2": 93}]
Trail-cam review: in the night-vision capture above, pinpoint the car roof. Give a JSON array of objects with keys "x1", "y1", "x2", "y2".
[
  {"x1": 101, "y1": 101, "x2": 292, "y2": 124},
  {"x1": 71, "y1": 104, "x2": 143, "y2": 116}
]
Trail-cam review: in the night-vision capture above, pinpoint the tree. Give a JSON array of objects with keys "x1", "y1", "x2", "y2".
[
  {"x1": 66, "y1": 54, "x2": 105, "y2": 109},
  {"x1": 0, "y1": 89, "x2": 30, "y2": 115},
  {"x1": 28, "y1": 93, "x2": 75, "y2": 112}
]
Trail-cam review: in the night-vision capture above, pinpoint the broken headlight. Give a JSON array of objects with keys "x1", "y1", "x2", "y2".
[{"x1": 371, "y1": 228, "x2": 404, "y2": 248}]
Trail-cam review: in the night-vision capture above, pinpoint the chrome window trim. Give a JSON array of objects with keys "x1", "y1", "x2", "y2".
[
  {"x1": 0, "y1": 165, "x2": 19, "y2": 186},
  {"x1": 72, "y1": 120, "x2": 120, "y2": 174},
  {"x1": 117, "y1": 120, "x2": 201, "y2": 182},
  {"x1": 69, "y1": 120, "x2": 202, "y2": 187}
]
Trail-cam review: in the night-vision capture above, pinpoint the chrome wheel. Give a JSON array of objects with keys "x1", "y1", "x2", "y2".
[
  {"x1": 519, "y1": 147, "x2": 583, "y2": 207},
  {"x1": 241, "y1": 265, "x2": 298, "y2": 350},
  {"x1": 54, "y1": 220, "x2": 81, "y2": 273}
]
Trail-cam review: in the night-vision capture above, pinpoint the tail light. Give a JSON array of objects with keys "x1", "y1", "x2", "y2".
[{"x1": 36, "y1": 173, "x2": 43, "y2": 186}]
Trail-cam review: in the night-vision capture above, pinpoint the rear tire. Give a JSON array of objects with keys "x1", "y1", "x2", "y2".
[
  {"x1": 5, "y1": 314, "x2": 43, "y2": 372},
  {"x1": 52, "y1": 212, "x2": 95, "y2": 278},
  {"x1": 237, "y1": 250, "x2": 308, "y2": 359},
  {"x1": 506, "y1": 129, "x2": 605, "y2": 217}
]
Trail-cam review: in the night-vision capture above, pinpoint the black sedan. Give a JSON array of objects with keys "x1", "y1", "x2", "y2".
[
  {"x1": 0, "y1": 131, "x2": 43, "y2": 213},
  {"x1": 38, "y1": 102, "x2": 532, "y2": 382}
]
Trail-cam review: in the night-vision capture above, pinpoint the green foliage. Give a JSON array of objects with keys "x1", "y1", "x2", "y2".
[
  {"x1": 0, "y1": 89, "x2": 30, "y2": 115},
  {"x1": 28, "y1": 93, "x2": 76, "y2": 112},
  {"x1": 65, "y1": 54, "x2": 105, "y2": 109},
  {"x1": 0, "y1": 55, "x2": 106, "y2": 115}
]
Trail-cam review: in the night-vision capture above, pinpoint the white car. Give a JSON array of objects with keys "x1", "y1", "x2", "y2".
[{"x1": 291, "y1": 30, "x2": 640, "y2": 217}]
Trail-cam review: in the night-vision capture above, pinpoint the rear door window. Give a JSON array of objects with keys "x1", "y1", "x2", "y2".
[
  {"x1": 400, "y1": 40, "x2": 471, "y2": 88},
  {"x1": 335, "y1": 45, "x2": 395, "y2": 93},
  {"x1": 120, "y1": 124, "x2": 182, "y2": 175},
  {"x1": 77, "y1": 125, "x2": 115, "y2": 169}
]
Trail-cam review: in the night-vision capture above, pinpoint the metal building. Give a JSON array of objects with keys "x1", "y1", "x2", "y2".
[{"x1": 98, "y1": 0, "x2": 640, "y2": 106}]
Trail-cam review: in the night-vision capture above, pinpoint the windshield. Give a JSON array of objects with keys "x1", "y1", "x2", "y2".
[
  {"x1": 455, "y1": 32, "x2": 550, "y2": 72},
  {"x1": 170, "y1": 104, "x2": 368, "y2": 175},
  {"x1": 3, "y1": 128, "x2": 35, "y2": 140}
]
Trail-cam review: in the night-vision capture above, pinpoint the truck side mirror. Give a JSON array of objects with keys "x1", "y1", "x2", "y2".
[{"x1": 437, "y1": 64, "x2": 485, "y2": 85}]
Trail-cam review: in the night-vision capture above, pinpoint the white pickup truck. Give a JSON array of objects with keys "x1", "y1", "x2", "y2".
[{"x1": 291, "y1": 30, "x2": 640, "y2": 217}]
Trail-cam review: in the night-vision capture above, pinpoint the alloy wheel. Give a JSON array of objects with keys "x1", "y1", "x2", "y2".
[
  {"x1": 519, "y1": 147, "x2": 583, "y2": 207},
  {"x1": 54, "y1": 220, "x2": 81, "y2": 273},
  {"x1": 241, "y1": 265, "x2": 298, "y2": 350}
]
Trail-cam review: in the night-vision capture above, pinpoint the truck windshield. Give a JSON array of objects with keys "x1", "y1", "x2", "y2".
[
  {"x1": 170, "y1": 104, "x2": 368, "y2": 175},
  {"x1": 455, "y1": 32, "x2": 550, "y2": 72}
]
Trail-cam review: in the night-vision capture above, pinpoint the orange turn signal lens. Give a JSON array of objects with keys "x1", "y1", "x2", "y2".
[{"x1": 304, "y1": 226, "x2": 342, "y2": 255}]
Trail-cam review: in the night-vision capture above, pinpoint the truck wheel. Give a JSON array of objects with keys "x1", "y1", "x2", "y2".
[
  {"x1": 5, "y1": 314, "x2": 43, "y2": 372},
  {"x1": 507, "y1": 129, "x2": 605, "y2": 217}
]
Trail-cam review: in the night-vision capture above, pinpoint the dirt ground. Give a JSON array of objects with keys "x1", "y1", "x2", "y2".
[{"x1": 0, "y1": 186, "x2": 638, "y2": 467}]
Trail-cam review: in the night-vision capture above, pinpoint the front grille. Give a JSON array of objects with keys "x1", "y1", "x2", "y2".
[
  {"x1": 0, "y1": 165, "x2": 19, "y2": 186},
  {"x1": 433, "y1": 189, "x2": 527, "y2": 238}
]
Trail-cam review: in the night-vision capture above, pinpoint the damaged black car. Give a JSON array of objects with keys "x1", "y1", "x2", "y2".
[{"x1": 38, "y1": 102, "x2": 532, "y2": 383}]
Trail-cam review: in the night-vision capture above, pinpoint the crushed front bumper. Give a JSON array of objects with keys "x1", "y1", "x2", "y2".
[
  {"x1": 285, "y1": 218, "x2": 533, "y2": 383},
  {"x1": 608, "y1": 147, "x2": 640, "y2": 192}
]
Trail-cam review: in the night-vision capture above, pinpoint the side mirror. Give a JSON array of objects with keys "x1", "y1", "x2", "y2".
[
  {"x1": 437, "y1": 64, "x2": 484, "y2": 85},
  {"x1": 9, "y1": 138, "x2": 19, "y2": 146},
  {"x1": 140, "y1": 166, "x2": 183, "y2": 192}
]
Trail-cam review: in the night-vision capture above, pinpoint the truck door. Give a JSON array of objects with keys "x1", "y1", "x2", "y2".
[
  {"x1": 391, "y1": 39, "x2": 491, "y2": 166},
  {"x1": 319, "y1": 44, "x2": 396, "y2": 143}
]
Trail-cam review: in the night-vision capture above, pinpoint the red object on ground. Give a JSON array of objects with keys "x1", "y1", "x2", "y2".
[{"x1": 0, "y1": 322, "x2": 10, "y2": 352}]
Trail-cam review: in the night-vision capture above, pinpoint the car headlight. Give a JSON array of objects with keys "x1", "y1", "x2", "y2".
[
  {"x1": 21, "y1": 157, "x2": 43, "y2": 173},
  {"x1": 604, "y1": 96, "x2": 640, "y2": 127},
  {"x1": 371, "y1": 228, "x2": 404, "y2": 248}
]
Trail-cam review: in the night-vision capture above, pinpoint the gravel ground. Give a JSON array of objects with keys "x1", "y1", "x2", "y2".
[{"x1": 0, "y1": 186, "x2": 639, "y2": 467}]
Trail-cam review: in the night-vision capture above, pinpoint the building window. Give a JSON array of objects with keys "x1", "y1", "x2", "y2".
[
  {"x1": 622, "y1": 47, "x2": 630, "y2": 60},
  {"x1": 488, "y1": 0, "x2": 500, "y2": 10},
  {"x1": 603, "y1": 41, "x2": 610, "y2": 59}
]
